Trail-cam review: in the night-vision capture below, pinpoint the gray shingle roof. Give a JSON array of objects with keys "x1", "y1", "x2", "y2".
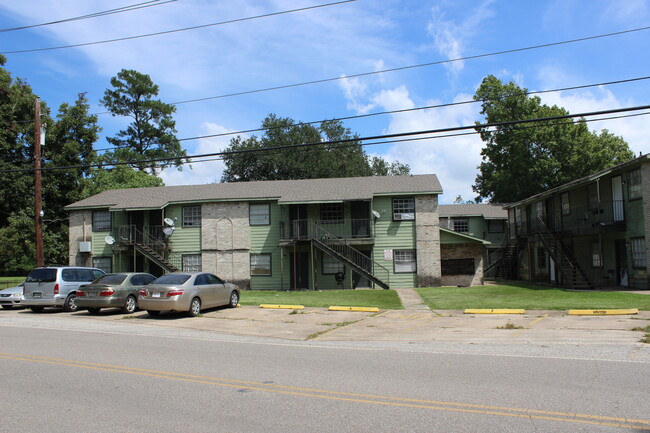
[
  {"x1": 66, "y1": 174, "x2": 442, "y2": 211},
  {"x1": 439, "y1": 203, "x2": 507, "y2": 219}
]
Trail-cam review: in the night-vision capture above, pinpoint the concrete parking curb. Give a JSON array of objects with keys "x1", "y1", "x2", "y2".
[
  {"x1": 568, "y1": 308, "x2": 639, "y2": 315},
  {"x1": 328, "y1": 306, "x2": 380, "y2": 312},
  {"x1": 464, "y1": 309, "x2": 526, "y2": 314},
  {"x1": 259, "y1": 304, "x2": 304, "y2": 310}
]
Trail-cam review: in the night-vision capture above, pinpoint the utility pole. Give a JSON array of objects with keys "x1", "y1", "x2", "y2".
[{"x1": 34, "y1": 98, "x2": 44, "y2": 267}]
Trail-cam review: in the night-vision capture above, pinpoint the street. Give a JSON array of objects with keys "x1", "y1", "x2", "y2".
[{"x1": 1, "y1": 312, "x2": 649, "y2": 432}]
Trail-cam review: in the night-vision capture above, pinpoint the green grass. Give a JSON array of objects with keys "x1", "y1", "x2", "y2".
[
  {"x1": 240, "y1": 289, "x2": 403, "y2": 310},
  {"x1": 0, "y1": 277, "x2": 24, "y2": 290},
  {"x1": 416, "y1": 284, "x2": 650, "y2": 310}
]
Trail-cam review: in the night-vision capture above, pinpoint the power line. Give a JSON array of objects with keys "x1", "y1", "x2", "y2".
[
  {"x1": 89, "y1": 75, "x2": 650, "y2": 151},
  {"x1": 5, "y1": 104, "x2": 649, "y2": 173},
  {"x1": 0, "y1": 1, "x2": 178, "y2": 33},
  {"x1": 1, "y1": 0, "x2": 357, "y2": 54}
]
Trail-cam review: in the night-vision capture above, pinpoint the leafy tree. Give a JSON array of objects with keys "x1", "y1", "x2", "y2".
[
  {"x1": 221, "y1": 114, "x2": 410, "y2": 182},
  {"x1": 80, "y1": 166, "x2": 164, "y2": 199},
  {"x1": 472, "y1": 75, "x2": 634, "y2": 203},
  {"x1": 101, "y1": 69, "x2": 186, "y2": 174}
]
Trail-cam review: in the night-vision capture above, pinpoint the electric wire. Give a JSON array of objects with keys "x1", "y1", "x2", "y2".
[
  {"x1": 0, "y1": 1, "x2": 177, "y2": 33},
  {"x1": 0, "y1": 0, "x2": 357, "y2": 54},
  {"x1": 4, "y1": 104, "x2": 649, "y2": 173}
]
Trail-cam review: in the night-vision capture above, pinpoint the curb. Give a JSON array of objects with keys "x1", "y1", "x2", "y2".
[
  {"x1": 464, "y1": 309, "x2": 525, "y2": 314},
  {"x1": 328, "y1": 306, "x2": 380, "y2": 312},
  {"x1": 568, "y1": 308, "x2": 639, "y2": 316},
  {"x1": 259, "y1": 304, "x2": 304, "y2": 310}
]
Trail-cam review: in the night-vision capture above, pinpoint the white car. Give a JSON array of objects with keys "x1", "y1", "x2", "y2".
[{"x1": 0, "y1": 283, "x2": 24, "y2": 310}]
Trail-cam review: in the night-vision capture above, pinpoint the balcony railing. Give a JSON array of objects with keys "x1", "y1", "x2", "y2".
[
  {"x1": 280, "y1": 219, "x2": 373, "y2": 241},
  {"x1": 516, "y1": 200, "x2": 625, "y2": 236}
]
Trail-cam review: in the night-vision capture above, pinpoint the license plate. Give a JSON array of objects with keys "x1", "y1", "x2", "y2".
[
  {"x1": 88, "y1": 291, "x2": 96, "y2": 297},
  {"x1": 33, "y1": 292, "x2": 42, "y2": 299},
  {"x1": 152, "y1": 292, "x2": 161, "y2": 298}
]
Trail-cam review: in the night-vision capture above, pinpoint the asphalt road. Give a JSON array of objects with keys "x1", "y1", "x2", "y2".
[{"x1": 1, "y1": 314, "x2": 649, "y2": 432}]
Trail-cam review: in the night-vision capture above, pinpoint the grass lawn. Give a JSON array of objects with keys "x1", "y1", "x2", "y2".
[
  {"x1": 0, "y1": 277, "x2": 24, "y2": 290},
  {"x1": 416, "y1": 284, "x2": 650, "y2": 310},
  {"x1": 240, "y1": 289, "x2": 403, "y2": 310}
]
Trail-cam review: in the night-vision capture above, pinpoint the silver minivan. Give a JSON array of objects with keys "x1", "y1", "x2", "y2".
[{"x1": 22, "y1": 267, "x2": 105, "y2": 313}]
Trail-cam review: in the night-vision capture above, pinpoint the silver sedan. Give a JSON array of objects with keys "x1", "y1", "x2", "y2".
[
  {"x1": 138, "y1": 272, "x2": 240, "y2": 317},
  {"x1": 0, "y1": 283, "x2": 24, "y2": 309},
  {"x1": 76, "y1": 272, "x2": 156, "y2": 314}
]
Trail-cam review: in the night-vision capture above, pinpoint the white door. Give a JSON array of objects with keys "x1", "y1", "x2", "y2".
[{"x1": 612, "y1": 176, "x2": 624, "y2": 221}]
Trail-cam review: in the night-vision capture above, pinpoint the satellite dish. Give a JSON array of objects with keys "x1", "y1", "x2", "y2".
[
  {"x1": 372, "y1": 210, "x2": 382, "y2": 219},
  {"x1": 105, "y1": 235, "x2": 115, "y2": 245},
  {"x1": 164, "y1": 217, "x2": 175, "y2": 226},
  {"x1": 162, "y1": 226, "x2": 175, "y2": 236}
]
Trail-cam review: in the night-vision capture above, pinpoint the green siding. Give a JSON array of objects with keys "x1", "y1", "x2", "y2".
[
  {"x1": 250, "y1": 202, "x2": 283, "y2": 290},
  {"x1": 165, "y1": 204, "x2": 201, "y2": 252}
]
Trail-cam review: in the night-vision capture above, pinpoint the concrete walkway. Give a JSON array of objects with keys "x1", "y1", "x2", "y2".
[{"x1": 392, "y1": 287, "x2": 430, "y2": 310}]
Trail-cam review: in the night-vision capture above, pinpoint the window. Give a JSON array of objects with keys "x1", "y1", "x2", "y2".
[
  {"x1": 250, "y1": 254, "x2": 271, "y2": 276},
  {"x1": 628, "y1": 168, "x2": 642, "y2": 200},
  {"x1": 453, "y1": 218, "x2": 469, "y2": 233},
  {"x1": 631, "y1": 238, "x2": 646, "y2": 268},
  {"x1": 182, "y1": 254, "x2": 201, "y2": 272},
  {"x1": 394, "y1": 250, "x2": 416, "y2": 273},
  {"x1": 183, "y1": 205, "x2": 201, "y2": 227},
  {"x1": 92, "y1": 257, "x2": 112, "y2": 273},
  {"x1": 392, "y1": 198, "x2": 415, "y2": 221},
  {"x1": 322, "y1": 253, "x2": 344, "y2": 275},
  {"x1": 487, "y1": 220, "x2": 504, "y2": 233},
  {"x1": 591, "y1": 242, "x2": 602, "y2": 268},
  {"x1": 561, "y1": 192, "x2": 570, "y2": 216},
  {"x1": 92, "y1": 210, "x2": 111, "y2": 232},
  {"x1": 441, "y1": 258, "x2": 475, "y2": 275},
  {"x1": 515, "y1": 208, "x2": 522, "y2": 228},
  {"x1": 320, "y1": 203, "x2": 344, "y2": 223},
  {"x1": 250, "y1": 203, "x2": 270, "y2": 226}
]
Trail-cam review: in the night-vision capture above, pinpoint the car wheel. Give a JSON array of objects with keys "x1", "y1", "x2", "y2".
[
  {"x1": 2, "y1": 305, "x2": 13, "y2": 310},
  {"x1": 30, "y1": 306, "x2": 45, "y2": 313},
  {"x1": 147, "y1": 310, "x2": 160, "y2": 317},
  {"x1": 228, "y1": 291, "x2": 239, "y2": 308},
  {"x1": 63, "y1": 294, "x2": 78, "y2": 312},
  {"x1": 187, "y1": 297, "x2": 201, "y2": 317},
  {"x1": 87, "y1": 307, "x2": 101, "y2": 314},
  {"x1": 122, "y1": 295, "x2": 137, "y2": 314}
]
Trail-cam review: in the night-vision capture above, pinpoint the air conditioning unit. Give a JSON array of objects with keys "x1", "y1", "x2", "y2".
[{"x1": 79, "y1": 241, "x2": 92, "y2": 253}]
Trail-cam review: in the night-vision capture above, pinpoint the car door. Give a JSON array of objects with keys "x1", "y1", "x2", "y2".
[
  {"x1": 205, "y1": 273, "x2": 227, "y2": 306},
  {"x1": 193, "y1": 274, "x2": 213, "y2": 307}
]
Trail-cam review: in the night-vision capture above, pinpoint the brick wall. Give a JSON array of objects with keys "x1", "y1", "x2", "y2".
[
  {"x1": 440, "y1": 243, "x2": 484, "y2": 286},
  {"x1": 415, "y1": 194, "x2": 441, "y2": 287},
  {"x1": 68, "y1": 210, "x2": 92, "y2": 267}
]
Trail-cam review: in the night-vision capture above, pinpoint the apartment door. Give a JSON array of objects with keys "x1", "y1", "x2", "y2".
[
  {"x1": 611, "y1": 176, "x2": 624, "y2": 222},
  {"x1": 289, "y1": 205, "x2": 308, "y2": 239},
  {"x1": 290, "y1": 251, "x2": 309, "y2": 289},
  {"x1": 615, "y1": 239, "x2": 628, "y2": 287},
  {"x1": 351, "y1": 201, "x2": 370, "y2": 238}
]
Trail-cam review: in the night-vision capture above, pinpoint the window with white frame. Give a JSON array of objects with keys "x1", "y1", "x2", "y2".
[
  {"x1": 561, "y1": 192, "x2": 570, "y2": 216},
  {"x1": 182, "y1": 254, "x2": 202, "y2": 272},
  {"x1": 92, "y1": 257, "x2": 112, "y2": 273},
  {"x1": 591, "y1": 242, "x2": 603, "y2": 268},
  {"x1": 92, "y1": 210, "x2": 112, "y2": 232},
  {"x1": 394, "y1": 250, "x2": 416, "y2": 273},
  {"x1": 250, "y1": 254, "x2": 271, "y2": 276},
  {"x1": 182, "y1": 205, "x2": 201, "y2": 227},
  {"x1": 629, "y1": 169, "x2": 642, "y2": 200},
  {"x1": 320, "y1": 203, "x2": 344, "y2": 223},
  {"x1": 322, "y1": 253, "x2": 344, "y2": 275},
  {"x1": 392, "y1": 198, "x2": 415, "y2": 221},
  {"x1": 631, "y1": 238, "x2": 646, "y2": 268},
  {"x1": 249, "y1": 203, "x2": 270, "y2": 226},
  {"x1": 453, "y1": 218, "x2": 469, "y2": 233}
]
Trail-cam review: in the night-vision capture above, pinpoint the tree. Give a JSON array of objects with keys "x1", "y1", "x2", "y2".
[
  {"x1": 221, "y1": 114, "x2": 410, "y2": 182},
  {"x1": 80, "y1": 166, "x2": 164, "y2": 199},
  {"x1": 101, "y1": 69, "x2": 186, "y2": 174},
  {"x1": 472, "y1": 75, "x2": 634, "y2": 203}
]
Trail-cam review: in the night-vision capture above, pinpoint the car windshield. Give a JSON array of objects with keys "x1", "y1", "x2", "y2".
[
  {"x1": 26, "y1": 268, "x2": 57, "y2": 283},
  {"x1": 151, "y1": 274, "x2": 191, "y2": 285},
  {"x1": 92, "y1": 274, "x2": 127, "y2": 285}
]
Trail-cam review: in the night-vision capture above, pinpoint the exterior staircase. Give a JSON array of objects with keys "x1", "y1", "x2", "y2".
[
  {"x1": 484, "y1": 238, "x2": 519, "y2": 280},
  {"x1": 134, "y1": 243, "x2": 179, "y2": 273},
  {"x1": 117, "y1": 225, "x2": 180, "y2": 273},
  {"x1": 310, "y1": 223, "x2": 390, "y2": 289},
  {"x1": 536, "y1": 218, "x2": 592, "y2": 289}
]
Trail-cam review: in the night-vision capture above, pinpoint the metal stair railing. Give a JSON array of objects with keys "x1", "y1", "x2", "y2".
[
  {"x1": 310, "y1": 222, "x2": 390, "y2": 289},
  {"x1": 535, "y1": 217, "x2": 592, "y2": 289},
  {"x1": 117, "y1": 225, "x2": 181, "y2": 272}
]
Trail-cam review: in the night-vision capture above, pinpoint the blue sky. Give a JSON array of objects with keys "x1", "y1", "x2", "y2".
[{"x1": 2, "y1": 0, "x2": 649, "y2": 203}]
